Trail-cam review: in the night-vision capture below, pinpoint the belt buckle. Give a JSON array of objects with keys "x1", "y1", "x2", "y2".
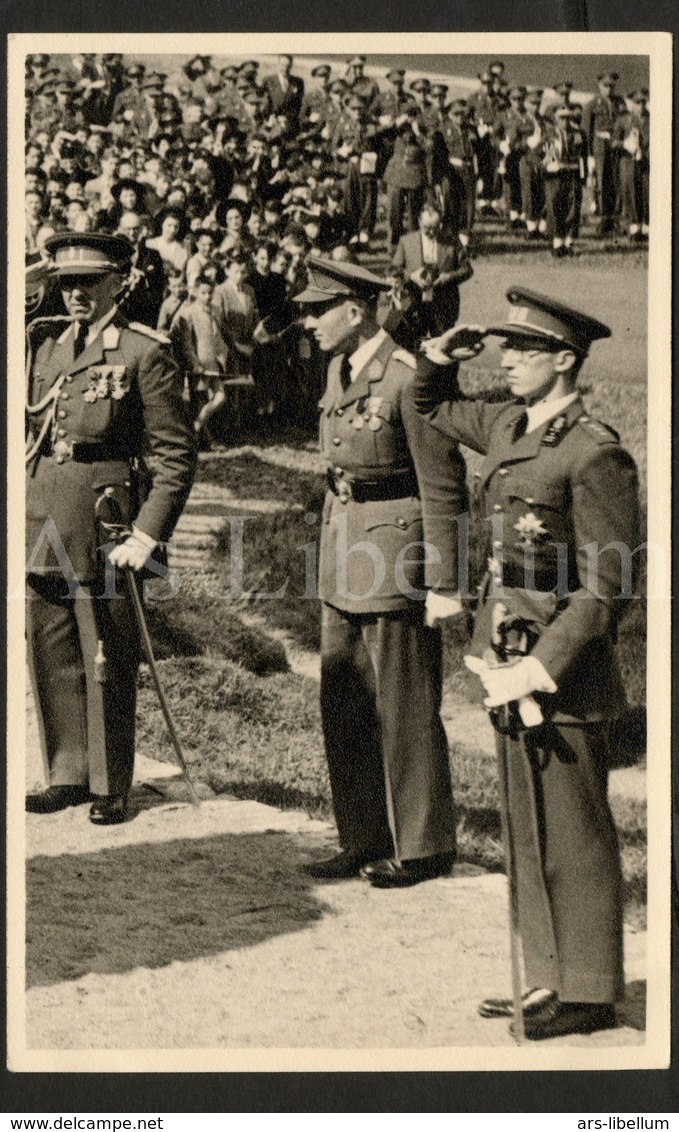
[
  {"x1": 337, "y1": 480, "x2": 352, "y2": 504},
  {"x1": 53, "y1": 438, "x2": 74, "y2": 463}
]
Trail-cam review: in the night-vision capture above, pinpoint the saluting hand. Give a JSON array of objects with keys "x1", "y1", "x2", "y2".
[{"x1": 422, "y1": 324, "x2": 487, "y2": 363}]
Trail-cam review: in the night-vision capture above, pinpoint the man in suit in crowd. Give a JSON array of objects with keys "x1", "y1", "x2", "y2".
[
  {"x1": 294, "y1": 257, "x2": 465, "y2": 887},
  {"x1": 409, "y1": 287, "x2": 640, "y2": 1039},
  {"x1": 25, "y1": 232, "x2": 197, "y2": 825},
  {"x1": 261, "y1": 54, "x2": 305, "y2": 129},
  {"x1": 392, "y1": 203, "x2": 473, "y2": 336},
  {"x1": 116, "y1": 209, "x2": 165, "y2": 326}
]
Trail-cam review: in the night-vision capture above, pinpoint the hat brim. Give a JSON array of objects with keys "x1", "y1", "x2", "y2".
[
  {"x1": 49, "y1": 261, "x2": 127, "y2": 277},
  {"x1": 292, "y1": 286, "x2": 349, "y2": 305},
  {"x1": 484, "y1": 323, "x2": 567, "y2": 347}
]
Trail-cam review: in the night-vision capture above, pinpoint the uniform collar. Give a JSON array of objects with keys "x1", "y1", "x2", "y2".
[
  {"x1": 337, "y1": 329, "x2": 394, "y2": 409},
  {"x1": 479, "y1": 395, "x2": 583, "y2": 485},
  {"x1": 525, "y1": 390, "x2": 579, "y2": 433},
  {"x1": 348, "y1": 327, "x2": 388, "y2": 381}
]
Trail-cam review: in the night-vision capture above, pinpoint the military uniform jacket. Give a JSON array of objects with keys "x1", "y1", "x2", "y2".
[
  {"x1": 582, "y1": 92, "x2": 627, "y2": 148},
  {"x1": 383, "y1": 131, "x2": 428, "y2": 188},
  {"x1": 318, "y1": 332, "x2": 467, "y2": 614},
  {"x1": 26, "y1": 312, "x2": 197, "y2": 582},
  {"x1": 612, "y1": 110, "x2": 650, "y2": 162},
  {"x1": 409, "y1": 374, "x2": 640, "y2": 722}
]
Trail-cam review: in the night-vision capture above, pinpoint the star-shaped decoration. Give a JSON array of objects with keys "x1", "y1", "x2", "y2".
[{"x1": 514, "y1": 511, "x2": 548, "y2": 545}]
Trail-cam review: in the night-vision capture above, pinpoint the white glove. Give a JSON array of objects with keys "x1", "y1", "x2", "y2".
[
  {"x1": 587, "y1": 155, "x2": 596, "y2": 175},
  {"x1": 464, "y1": 654, "x2": 555, "y2": 705},
  {"x1": 464, "y1": 655, "x2": 553, "y2": 728},
  {"x1": 425, "y1": 591, "x2": 464, "y2": 627},
  {"x1": 499, "y1": 138, "x2": 511, "y2": 156},
  {"x1": 108, "y1": 528, "x2": 158, "y2": 572}
]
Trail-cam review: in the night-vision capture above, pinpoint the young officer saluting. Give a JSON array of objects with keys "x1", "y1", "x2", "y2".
[{"x1": 407, "y1": 288, "x2": 640, "y2": 1039}]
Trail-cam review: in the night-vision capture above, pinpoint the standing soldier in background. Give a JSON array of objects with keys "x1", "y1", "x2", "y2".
[
  {"x1": 344, "y1": 55, "x2": 379, "y2": 111},
  {"x1": 294, "y1": 257, "x2": 463, "y2": 888},
  {"x1": 332, "y1": 94, "x2": 381, "y2": 246},
  {"x1": 542, "y1": 102, "x2": 587, "y2": 257},
  {"x1": 299, "y1": 64, "x2": 333, "y2": 143},
  {"x1": 25, "y1": 232, "x2": 196, "y2": 826},
  {"x1": 582, "y1": 71, "x2": 626, "y2": 236},
  {"x1": 438, "y1": 98, "x2": 477, "y2": 246},
  {"x1": 613, "y1": 89, "x2": 650, "y2": 242},
  {"x1": 468, "y1": 71, "x2": 505, "y2": 215},
  {"x1": 383, "y1": 113, "x2": 428, "y2": 252},
  {"x1": 519, "y1": 87, "x2": 547, "y2": 240},
  {"x1": 497, "y1": 86, "x2": 531, "y2": 230}
]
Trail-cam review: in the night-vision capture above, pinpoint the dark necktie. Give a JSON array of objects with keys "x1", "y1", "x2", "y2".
[
  {"x1": 73, "y1": 322, "x2": 87, "y2": 359},
  {"x1": 514, "y1": 410, "x2": 528, "y2": 441},
  {"x1": 340, "y1": 355, "x2": 352, "y2": 391}
]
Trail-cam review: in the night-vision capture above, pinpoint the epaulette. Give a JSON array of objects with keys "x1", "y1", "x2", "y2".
[
  {"x1": 577, "y1": 413, "x2": 620, "y2": 443},
  {"x1": 127, "y1": 322, "x2": 171, "y2": 345},
  {"x1": 391, "y1": 348, "x2": 417, "y2": 369}
]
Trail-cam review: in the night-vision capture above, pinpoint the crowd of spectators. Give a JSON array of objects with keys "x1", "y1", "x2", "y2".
[{"x1": 25, "y1": 51, "x2": 650, "y2": 440}]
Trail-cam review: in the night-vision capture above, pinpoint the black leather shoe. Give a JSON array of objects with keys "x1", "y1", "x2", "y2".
[
  {"x1": 26, "y1": 785, "x2": 90, "y2": 814},
  {"x1": 89, "y1": 795, "x2": 128, "y2": 826},
  {"x1": 302, "y1": 850, "x2": 385, "y2": 880},
  {"x1": 510, "y1": 999, "x2": 616, "y2": 1040},
  {"x1": 361, "y1": 852, "x2": 455, "y2": 888},
  {"x1": 479, "y1": 987, "x2": 557, "y2": 1019}
]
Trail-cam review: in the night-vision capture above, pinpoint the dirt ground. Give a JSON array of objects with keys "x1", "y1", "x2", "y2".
[{"x1": 25, "y1": 714, "x2": 646, "y2": 1055}]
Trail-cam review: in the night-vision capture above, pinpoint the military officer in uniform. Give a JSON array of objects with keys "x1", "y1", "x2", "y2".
[
  {"x1": 294, "y1": 257, "x2": 463, "y2": 887},
  {"x1": 582, "y1": 71, "x2": 626, "y2": 235},
  {"x1": 613, "y1": 89, "x2": 650, "y2": 241},
  {"x1": 25, "y1": 233, "x2": 197, "y2": 825},
  {"x1": 409, "y1": 288, "x2": 639, "y2": 1039},
  {"x1": 541, "y1": 103, "x2": 588, "y2": 256}
]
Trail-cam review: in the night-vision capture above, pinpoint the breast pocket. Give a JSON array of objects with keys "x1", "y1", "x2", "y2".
[{"x1": 366, "y1": 400, "x2": 404, "y2": 463}]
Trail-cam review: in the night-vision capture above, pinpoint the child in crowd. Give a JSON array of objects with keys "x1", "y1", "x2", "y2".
[{"x1": 170, "y1": 272, "x2": 228, "y2": 435}]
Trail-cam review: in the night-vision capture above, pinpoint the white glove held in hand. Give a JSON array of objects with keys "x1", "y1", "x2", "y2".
[
  {"x1": 464, "y1": 655, "x2": 554, "y2": 727},
  {"x1": 108, "y1": 528, "x2": 157, "y2": 572},
  {"x1": 425, "y1": 591, "x2": 464, "y2": 627}
]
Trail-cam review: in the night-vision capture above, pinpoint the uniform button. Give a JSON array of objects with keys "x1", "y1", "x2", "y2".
[
  {"x1": 334, "y1": 466, "x2": 344, "y2": 476},
  {"x1": 397, "y1": 518, "x2": 407, "y2": 529},
  {"x1": 57, "y1": 410, "x2": 67, "y2": 419},
  {"x1": 60, "y1": 391, "x2": 69, "y2": 400},
  {"x1": 57, "y1": 428, "x2": 67, "y2": 437},
  {"x1": 493, "y1": 540, "x2": 502, "y2": 549},
  {"x1": 493, "y1": 504, "x2": 502, "y2": 512},
  {"x1": 525, "y1": 497, "x2": 535, "y2": 505},
  {"x1": 473, "y1": 471, "x2": 482, "y2": 479},
  {"x1": 55, "y1": 456, "x2": 64, "y2": 464},
  {"x1": 336, "y1": 408, "x2": 344, "y2": 416},
  {"x1": 65, "y1": 375, "x2": 73, "y2": 383},
  {"x1": 580, "y1": 414, "x2": 589, "y2": 422},
  {"x1": 498, "y1": 468, "x2": 508, "y2": 476},
  {"x1": 333, "y1": 437, "x2": 341, "y2": 446}
]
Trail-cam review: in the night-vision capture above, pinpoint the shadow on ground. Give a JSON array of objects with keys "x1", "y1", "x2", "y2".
[{"x1": 26, "y1": 830, "x2": 329, "y2": 988}]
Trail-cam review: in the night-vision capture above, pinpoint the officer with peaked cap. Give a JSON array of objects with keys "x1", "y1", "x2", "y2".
[
  {"x1": 582, "y1": 71, "x2": 626, "y2": 235},
  {"x1": 469, "y1": 71, "x2": 506, "y2": 211},
  {"x1": 294, "y1": 256, "x2": 463, "y2": 887},
  {"x1": 409, "y1": 287, "x2": 639, "y2": 1038},
  {"x1": 613, "y1": 89, "x2": 650, "y2": 240},
  {"x1": 345, "y1": 55, "x2": 379, "y2": 109},
  {"x1": 25, "y1": 232, "x2": 197, "y2": 825}
]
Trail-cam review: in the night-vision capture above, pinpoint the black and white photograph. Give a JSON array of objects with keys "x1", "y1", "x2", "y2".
[{"x1": 7, "y1": 31, "x2": 672, "y2": 1075}]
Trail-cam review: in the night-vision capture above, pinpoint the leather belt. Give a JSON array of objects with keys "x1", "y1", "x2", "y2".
[
  {"x1": 327, "y1": 468, "x2": 419, "y2": 503},
  {"x1": 500, "y1": 561, "x2": 579, "y2": 593},
  {"x1": 43, "y1": 440, "x2": 131, "y2": 464}
]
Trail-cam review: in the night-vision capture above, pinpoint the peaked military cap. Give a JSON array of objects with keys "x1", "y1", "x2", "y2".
[
  {"x1": 125, "y1": 63, "x2": 145, "y2": 78},
  {"x1": 44, "y1": 232, "x2": 133, "y2": 276},
  {"x1": 555, "y1": 80, "x2": 573, "y2": 95},
  {"x1": 220, "y1": 65, "x2": 239, "y2": 79},
  {"x1": 386, "y1": 68, "x2": 406, "y2": 81},
  {"x1": 410, "y1": 78, "x2": 431, "y2": 93},
  {"x1": 449, "y1": 99, "x2": 468, "y2": 113},
  {"x1": 478, "y1": 71, "x2": 493, "y2": 83},
  {"x1": 311, "y1": 64, "x2": 332, "y2": 78},
  {"x1": 629, "y1": 88, "x2": 649, "y2": 102},
  {"x1": 329, "y1": 79, "x2": 347, "y2": 94},
  {"x1": 508, "y1": 85, "x2": 526, "y2": 99},
  {"x1": 348, "y1": 55, "x2": 366, "y2": 66},
  {"x1": 293, "y1": 256, "x2": 391, "y2": 304},
  {"x1": 485, "y1": 287, "x2": 612, "y2": 354},
  {"x1": 598, "y1": 70, "x2": 619, "y2": 83},
  {"x1": 488, "y1": 59, "x2": 505, "y2": 74},
  {"x1": 430, "y1": 83, "x2": 449, "y2": 97},
  {"x1": 239, "y1": 60, "x2": 259, "y2": 75}
]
